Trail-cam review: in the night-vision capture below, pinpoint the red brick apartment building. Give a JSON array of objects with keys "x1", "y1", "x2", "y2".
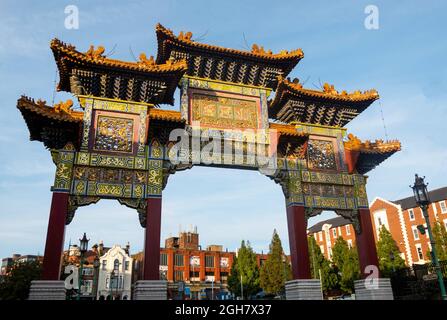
[
  {"x1": 308, "y1": 187, "x2": 447, "y2": 265},
  {"x1": 133, "y1": 229, "x2": 269, "y2": 299}
]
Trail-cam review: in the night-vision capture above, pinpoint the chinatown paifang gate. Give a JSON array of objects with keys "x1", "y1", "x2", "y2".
[{"x1": 19, "y1": 24, "x2": 401, "y2": 300}]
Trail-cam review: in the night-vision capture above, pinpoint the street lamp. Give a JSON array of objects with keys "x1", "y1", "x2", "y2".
[
  {"x1": 77, "y1": 233, "x2": 89, "y2": 300},
  {"x1": 93, "y1": 257, "x2": 100, "y2": 300},
  {"x1": 411, "y1": 174, "x2": 447, "y2": 300}
]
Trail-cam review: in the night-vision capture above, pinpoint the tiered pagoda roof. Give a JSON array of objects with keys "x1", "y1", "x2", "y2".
[
  {"x1": 156, "y1": 24, "x2": 303, "y2": 89},
  {"x1": 269, "y1": 78, "x2": 379, "y2": 127},
  {"x1": 17, "y1": 96, "x2": 186, "y2": 149},
  {"x1": 51, "y1": 38, "x2": 188, "y2": 105},
  {"x1": 17, "y1": 96, "x2": 83, "y2": 149},
  {"x1": 344, "y1": 134, "x2": 401, "y2": 174}
]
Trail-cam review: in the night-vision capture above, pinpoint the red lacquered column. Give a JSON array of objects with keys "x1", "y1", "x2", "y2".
[
  {"x1": 356, "y1": 208, "x2": 380, "y2": 278},
  {"x1": 42, "y1": 192, "x2": 69, "y2": 280},
  {"x1": 286, "y1": 204, "x2": 311, "y2": 279},
  {"x1": 143, "y1": 197, "x2": 162, "y2": 280}
]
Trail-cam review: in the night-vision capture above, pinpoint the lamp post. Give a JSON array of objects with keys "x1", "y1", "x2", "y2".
[
  {"x1": 77, "y1": 233, "x2": 89, "y2": 300},
  {"x1": 411, "y1": 174, "x2": 447, "y2": 300},
  {"x1": 93, "y1": 257, "x2": 100, "y2": 300}
]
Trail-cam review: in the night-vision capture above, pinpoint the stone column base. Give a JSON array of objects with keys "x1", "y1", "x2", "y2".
[
  {"x1": 133, "y1": 280, "x2": 167, "y2": 300},
  {"x1": 354, "y1": 278, "x2": 393, "y2": 300},
  {"x1": 28, "y1": 280, "x2": 66, "y2": 300},
  {"x1": 285, "y1": 279, "x2": 323, "y2": 300}
]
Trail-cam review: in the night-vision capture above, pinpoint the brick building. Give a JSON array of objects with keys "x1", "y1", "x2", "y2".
[
  {"x1": 370, "y1": 186, "x2": 447, "y2": 265},
  {"x1": 1, "y1": 254, "x2": 43, "y2": 276},
  {"x1": 308, "y1": 216, "x2": 356, "y2": 260},
  {"x1": 308, "y1": 186, "x2": 447, "y2": 266},
  {"x1": 133, "y1": 229, "x2": 271, "y2": 299}
]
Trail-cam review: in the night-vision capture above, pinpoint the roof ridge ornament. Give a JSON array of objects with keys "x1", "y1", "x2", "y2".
[
  {"x1": 138, "y1": 53, "x2": 156, "y2": 66},
  {"x1": 344, "y1": 133, "x2": 401, "y2": 153},
  {"x1": 85, "y1": 45, "x2": 105, "y2": 60}
]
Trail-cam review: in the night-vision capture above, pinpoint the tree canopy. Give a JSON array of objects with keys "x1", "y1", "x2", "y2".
[
  {"x1": 0, "y1": 260, "x2": 42, "y2": 300},
  {"x1": 376, "y1": 226, "x2": 406, "y2": 277},
  {"x1": 331, "y1": 237, "x2": 360, "y2": 293},
  {"x1": 260, "y1": 230, "x2": 291, "y2": 296},
  {"x1": 227, "y1": 240, "x2": 260, "y2": 299},
  {"x1": 308, "y1": 235, "x2": 339, "y2": 293}
]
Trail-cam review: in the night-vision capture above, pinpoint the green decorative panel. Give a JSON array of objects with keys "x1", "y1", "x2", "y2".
[{"x1": 52, "y1": 144, "x2": 76, "y2": 192}]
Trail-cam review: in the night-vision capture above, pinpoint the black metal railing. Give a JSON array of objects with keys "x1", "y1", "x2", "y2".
[{"x1": 390, "y1": 260, "x2": 447, "y2": 300}]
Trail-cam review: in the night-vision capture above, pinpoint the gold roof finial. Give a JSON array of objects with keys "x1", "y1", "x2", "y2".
[
  {"x1": 85, "y1": 45, "x2": 105, "y2": 59},
  {"x1": 53, "y1": 99, "x2": 74, "y2": 114},
  {"x1": 138, "y1": 53, "x2": 155, "y2": 66}
]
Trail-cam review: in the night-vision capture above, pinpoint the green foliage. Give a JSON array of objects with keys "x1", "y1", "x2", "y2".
[
  {"x1": 376, "y1": 226, "x2": 406, "y2": 277},
  {"x1": 427, "y1": 222, "x2": 447, "y2": 262},
  {"x1": 308, "y1": 236, "x2": 339, "y2": 293},
  {"x1": 227, "y1": 240, "x2": 260, "y2": 299},
  {"x1": 331, "y1": 237, "x2": 360, "y2": 294},
  {"x1": 0, "y1": 260, "x2": 42, "y2": 300},
  {"x1": 260, "y1": 230, "x2": 291, "y2": 295}
]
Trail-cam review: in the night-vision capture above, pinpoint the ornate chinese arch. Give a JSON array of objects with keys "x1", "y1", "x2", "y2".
[{"x1": 18, "y1": 25, "x2": 401, "y2": 295}]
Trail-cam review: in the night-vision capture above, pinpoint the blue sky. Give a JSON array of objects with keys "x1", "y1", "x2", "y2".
[{"x1": 0, "y1": 1, "x2": 446, "y2": 258}]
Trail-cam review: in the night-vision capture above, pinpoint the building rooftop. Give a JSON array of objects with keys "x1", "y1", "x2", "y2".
[
  {"x1": 308, "y1": 216, "x2": 351, "y2": 233},
  {"x1": 393, "y1": 186, "x2": 447, "y2": 210}
]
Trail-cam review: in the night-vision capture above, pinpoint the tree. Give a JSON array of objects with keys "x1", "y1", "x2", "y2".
[
  {"x1": 227, "y1": 240, "x2": 260, "y2": 299},
  {"x1": 376, "y1": 226, "x2": 406, "y2": 277},
  {"x1": 332, "y1": 237, "x2": 360, "y2": 294},
  {"x1": 260, "y1": 230, "x2": 291, "y2": 295},
  {"x1": 308, "y1": 236, "x2": 339, "y2": 293},
  {"x1": 0, "y1": 260, "x2": 42, "y2": 300},
  {"x1": 427, "y1": 222, "x2": 447, "y2": 262}
]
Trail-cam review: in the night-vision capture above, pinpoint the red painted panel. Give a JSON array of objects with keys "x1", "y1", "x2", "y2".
[
  {"x1": 42, "y1": 192, "x2": 69, "y2": 280},
  {"x1": 356, "y1": 208, "x2": 380, "y2": 278},
  {"x1": 286, "y1": 205, "x2": 311, "y2": 279},
  {"x1": 143, "y1": 197, "x2": 162, "y2": 280}
]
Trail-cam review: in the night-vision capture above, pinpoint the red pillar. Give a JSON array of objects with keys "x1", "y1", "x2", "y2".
[
  {"x1": 42, "y1": 192, "x2": 69, "y2": 280},
  {"x1": 344, "y1": 149, "x2": 360, "y2": 174},
  {"x1": 143, "y1": 197, "x2": 162, "y2": 280},
  {"x1": 286, "y1": 205, "x2": 311, "y2": 279},
  {"x1": 356, "y1": 208, "x2": 380, "y2": 278}
]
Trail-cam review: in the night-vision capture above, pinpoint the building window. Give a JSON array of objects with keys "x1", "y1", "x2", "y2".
[
  {"x1": 408, "y1": 209, "x2": 415, "y2": 221},
  {"x1": 332, "y1": 229, "x2": 337, "y2": 238},
  {"x1": 102, "y1": 260, "x2": 107, "y2": 271},
  {"x1": 345, "y1": 225, "x2": 351, "y2": 235},
  {"x1": 416, "y1": 245, "x2": 424, "y2": 261},
  {"x1": 347, "y1": 240, "x2": 353, "y2": 249},
  {"x1": 412, "y1": 226, "x2": 420, "y2": 240},
  {"x1": 175, "y1": 271, "x2": 183, "y2": 281},
  {"x1": 160, "y1": 253, "x2": 168, "y2": 266},
  {"x1": 338, "y1": 226, "x2": 342, "y2": 236},
  {"x1": 189, "y1": 271, "x2": 199, "y2": 278},
  {"x1": 320, "y1": 245, "x2": 325, "y2": 254},
  {"x1": 125, "y1": 261, "x2": 129, "y2": 271},
  {"x1": 318, "y1": 232, "x2": 323, "y2": 241},
  {"x1": 205, "y1": 256, "x2": 214, "y2": 268},
  {"x1": 114, "y1": 259, "x2": 120, "y2": 271},
  {"x1": 444, "y1": 219, "x2": 447, "y2": 231},
  {"x1": 440, "y1": 201, "x2": 447, "y2": 214},
  {"x1": 174, "y1": 254, "x2": 184, "y2": 266}
]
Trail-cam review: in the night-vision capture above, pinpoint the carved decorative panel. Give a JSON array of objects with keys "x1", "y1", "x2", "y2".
[
  {"x1": 190, "y1": 91, "x2": 260, "y2": 129},
  {"x1": 93, "y1": 115, "x2": 134, "y2": 153},
  {"x1": 307, "y1": 139, "x2": 337, "y2": 170}
]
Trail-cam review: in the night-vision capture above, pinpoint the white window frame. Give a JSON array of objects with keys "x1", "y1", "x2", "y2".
[
  {"x1": 338, "y1": 226, "x2": 342, "y2": 236},
  {"x1": 332, "y1": 228, "x2": 337, "y2": 238},
  {"x1": 320, "y1": 245, "x2": 325, "y2": 254},
  {"x1": 412, "y1": 226, "x2": 420, "y2": 240},
  {"x1": 347, "y1": 240, "x2": 353, "y2": 249},
  {"x1": 408, "y1": 209, "x2": 415, "y2": 221},
  {"x1": 440, "y1": 201, "x2": 447, "y2": 214},
  {"x1": 443, "y1": 219, "x2": 447, "y2": 231},
  {"x1": 345, "y1": 225, "x2": 351, "y2": 235},
  {"x1": 318, "y1": 232, "x2": 323, "y2": 242}
]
